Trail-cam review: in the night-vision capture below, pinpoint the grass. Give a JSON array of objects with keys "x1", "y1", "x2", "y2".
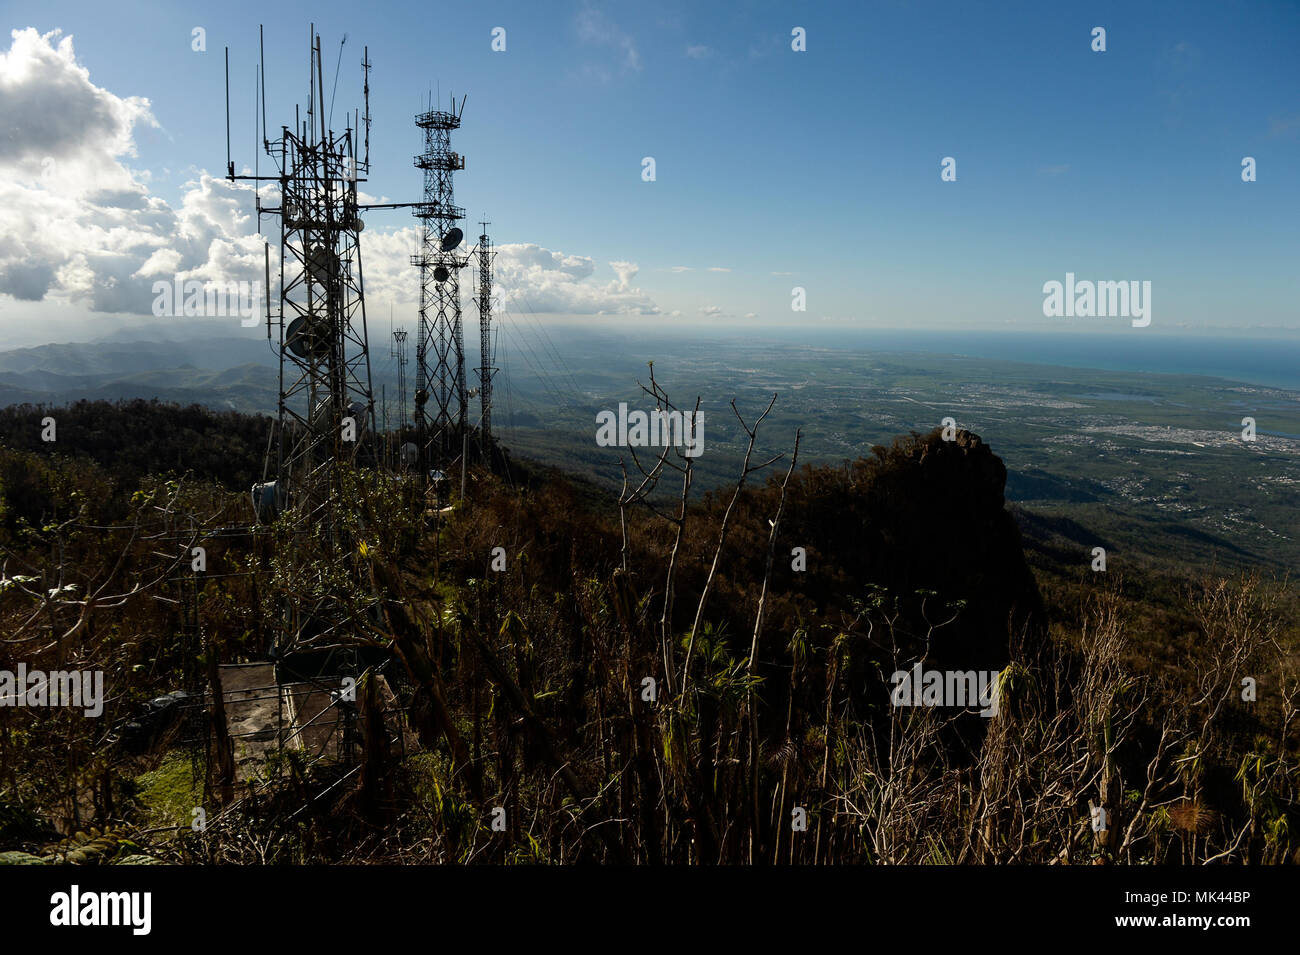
[{"x1": 132, "y1": 751, "x2": 203, "y2": 830}]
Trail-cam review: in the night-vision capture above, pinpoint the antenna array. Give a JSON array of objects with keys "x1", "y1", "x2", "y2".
[
  {"x1": 225, "y1": 25, "x2": 423, "y2": 660},
  {"x1": 411, "y1": 97, "x2": 469, "y2": 464}
]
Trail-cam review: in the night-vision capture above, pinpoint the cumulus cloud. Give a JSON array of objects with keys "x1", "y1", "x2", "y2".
[
  {"x1": 495, "y1": 245, "x2": 657, "y2": 315},
  {"x1": 0, "y1": 28, "x2": 154, "y2": 174},
  {"x1": 0, "y1": 28, "x2": 261, "y2": 312},
  {"x1": 371, "y1": 238, "x2": 660, "y2": 316},
  {"x1": 0, "y1": 28, "x2": 659, "y2": 324}
]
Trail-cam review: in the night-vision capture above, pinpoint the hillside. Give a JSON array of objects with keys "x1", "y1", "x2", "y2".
[{"x1": 0, "y1": 400, "x2": 1296, "y2": 865}]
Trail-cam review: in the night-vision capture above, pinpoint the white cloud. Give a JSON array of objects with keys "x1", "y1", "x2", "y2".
[
  {"x1": 707, "y1": 266, "x2": 731, "y2": 272},
  {"x1": 576, "y1": 6, "x2": 641, "y2": 72},
  {"x1": 608, "y1": 260, "x2": 637, "y2": 290},
  {"x1": 215, "y1": 230, "x2": 661, "y2": 319},
  {"x1": 686, "y1": 45, "x2": 712, "y2": 59},
  {"x1": 0, "y1": 28, "x2": 155, "y2": 179},
  {"x1": 0, "y1": 29, "x2": 659, "y2": 329},
  {"x1": 0, "y1": 29, "x2": 261, "y2": 312},
  {"x1": 496, "y1": 245, "x2": 657, "y2": 315}
]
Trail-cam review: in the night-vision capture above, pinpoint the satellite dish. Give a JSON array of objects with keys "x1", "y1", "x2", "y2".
[
  {"x1": 434, "y1": 265, "x2": 450, "y2": 283},
  {"x1": 440, "y1": 227, "x2": 463, "y2": 251},
  {"x1": 306, "y1": 244, "x2": 337, "y2": 284},
  {"x1": 353, "y1": 217, "x2": 365, "y2": 232},
  {"x1": 286, "y1": 316, "x2": 330, "y2": 359}
]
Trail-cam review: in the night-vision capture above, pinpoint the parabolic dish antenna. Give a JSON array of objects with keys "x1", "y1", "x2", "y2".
[
  {"x1": 305, "y1": 244, "x2": 338, "y2": 284},
  {"x1": 286, "y1": 316, "x2": 330, "y2": 360},
  {"x1": 434, "y1": 265, "x2": 450, "y2": 283},
  {"x1": 440, "y1": 227, "x2": 463, "y2": 252}
]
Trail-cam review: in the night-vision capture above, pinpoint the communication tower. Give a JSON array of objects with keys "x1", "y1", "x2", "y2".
[
  {"x1": 412, "y1": 98, "x2": 469, "y2": 464},
  {"x1": 391, "y1": 327, "x2": 409, "y2": 435},
  {"x1": 226, "y1": 26, "x2": 421, "y2": 660},
  {"x1": 473, "y1": 222, "x2": 497, "y2": 449}
]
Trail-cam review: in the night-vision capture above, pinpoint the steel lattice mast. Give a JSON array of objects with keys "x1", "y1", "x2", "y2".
[
  {"x1": 473, "y1": 222, "x2": 496, "y2": 447},
  {"x1": 411, "y1": 99, "x2": 468, "y2": 463},
  {"x1": 227, "y1": 27, "x2": 422, "y2": 658},
  {"x1": 234, "y1": 31, "x2": 378, "y2": 527},
  {"x1": 391, "y1": 328, "x2": 409, "y2": 434}
]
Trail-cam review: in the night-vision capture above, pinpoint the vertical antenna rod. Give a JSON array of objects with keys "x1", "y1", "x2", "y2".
[
  {"x1": 362, "y1": 46, "x2": 371, "y2": 171},
  {"x1": 260, "y1": 26, "x2": 268, "y2": 152},
  {"x1": 224, "y1": 48, "x2": 233, "y2": 178}
]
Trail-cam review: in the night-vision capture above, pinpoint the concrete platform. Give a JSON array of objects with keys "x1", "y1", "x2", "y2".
[{"x1": 217, "y1": 663, "x2": 409, "y2": 782}]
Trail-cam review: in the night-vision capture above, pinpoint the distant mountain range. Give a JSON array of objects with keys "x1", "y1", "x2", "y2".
[{"x1": 0, "y1": 338, "x2": 283, "y2": 413}]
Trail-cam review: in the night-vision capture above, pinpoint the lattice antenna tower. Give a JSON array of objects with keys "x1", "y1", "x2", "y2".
[
  {"x1": 225, "y1": 25, "x2": 423, "y2": 658},
  {"x1": 391, "y1": 327, "x2": 409, "y2": 434},
  {"x1": 473, "y1": 221, "x2": 497, "y2": 448},
  {"x1": 411, "y1": 95, "x2": 469, "y2": 466}
]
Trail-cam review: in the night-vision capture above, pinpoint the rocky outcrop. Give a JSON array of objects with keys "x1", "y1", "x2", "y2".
[{"x1": 779, "y1": 428, "x2": 1046, "y2": 676}]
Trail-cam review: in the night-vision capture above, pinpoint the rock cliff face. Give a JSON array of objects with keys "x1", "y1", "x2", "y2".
[{"x1": 780, "y1": 428, "x2": 1046, "y2": 677}]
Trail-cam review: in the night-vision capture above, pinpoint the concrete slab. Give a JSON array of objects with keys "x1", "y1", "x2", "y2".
[{"x1": 216, "y1": 664, "x2": 410, "y2": 782}]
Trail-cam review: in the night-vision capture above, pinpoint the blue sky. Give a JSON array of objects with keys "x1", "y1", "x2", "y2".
[{"x1": 1, "y1": 0, "x2": 1297, "y2": 343}]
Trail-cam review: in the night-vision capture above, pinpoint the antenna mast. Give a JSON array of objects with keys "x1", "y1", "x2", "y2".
[
  {"x1": 474, "y1": 222, "x2": 496, "y2": 452},
  {"x1": 391, "y1": 325, "x2": 409, "y2": 438},
  {"x1": 412, "y1": 95, "x2": 468, "y2": 471},
  {"x1": 225, "y1": 26, "x2": 423, "y2": 662}
]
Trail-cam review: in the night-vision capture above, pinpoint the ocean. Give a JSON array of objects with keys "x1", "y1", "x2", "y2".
[{"x1": 735, "y1": 329, "x2": 1300, "y2": 392}]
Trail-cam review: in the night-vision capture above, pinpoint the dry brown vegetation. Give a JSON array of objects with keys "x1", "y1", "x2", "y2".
[{"x1": 1, "y1": 394, "x2": 1297, "y2": 864}]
